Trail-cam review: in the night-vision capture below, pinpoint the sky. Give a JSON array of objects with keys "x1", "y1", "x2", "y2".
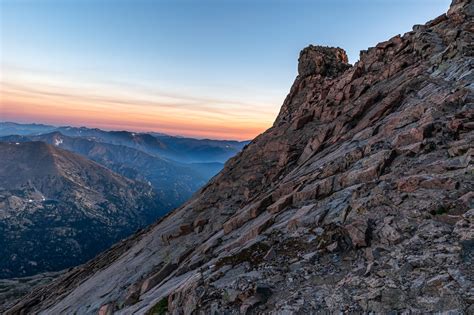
[{"x1": 0, "y1": 0, "x2": 451, "y2": 140}]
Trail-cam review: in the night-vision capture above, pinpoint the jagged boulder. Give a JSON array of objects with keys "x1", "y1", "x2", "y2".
[{"x1": 298, "y1": 45, "x2": 350, "y2": 78}]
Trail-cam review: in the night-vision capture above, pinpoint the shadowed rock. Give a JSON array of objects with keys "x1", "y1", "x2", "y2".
[
  {"x1": 4, "y1": 0, "x2": 474, "y2": 313},
  {"x1": 298, "y1": 45, "x2": 351, "y2": 78}
]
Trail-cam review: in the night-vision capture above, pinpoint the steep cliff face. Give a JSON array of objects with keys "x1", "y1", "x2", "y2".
[{"x1": 7, "y1": 0, "x2": 473, "y2": 313}]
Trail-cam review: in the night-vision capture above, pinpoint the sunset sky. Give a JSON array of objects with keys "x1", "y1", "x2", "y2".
[{"x1": 1, "y1": 0, "x2": 450, "y2": 140}]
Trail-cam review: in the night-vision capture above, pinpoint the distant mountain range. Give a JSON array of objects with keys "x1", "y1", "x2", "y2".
[
  {"x1": 0, "y1": 141, "x2": 163, "y2": 278},
  {"x1": 1, "y1": 132, "x2": 207, "y2": 209},
  {"x1": 0, "y1": 122, "x2": 249, "y2": 163},
  {"x1": 0, "y1": 122, "x2": 249, "y2": 213},
  {"x1": 0, "y1": 122, "x2": 248, "y2": 278}
]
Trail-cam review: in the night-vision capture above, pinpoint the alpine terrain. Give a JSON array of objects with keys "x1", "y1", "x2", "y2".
[
  {"x1": 5, "y1": 0, "x2": 474, "y2": 313},
  {"x1": 0, "y1": 142, "x2": 163, "y2": 279}
]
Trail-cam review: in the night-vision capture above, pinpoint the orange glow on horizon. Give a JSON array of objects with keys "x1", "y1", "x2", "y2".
[{"x1": 0, "y1": 73, "x2": 280, "y2": 140}]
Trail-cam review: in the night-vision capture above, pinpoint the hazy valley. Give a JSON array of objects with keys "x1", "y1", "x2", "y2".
[{"x1": 0, "y1": 123, "x2": 247, "y2": 281}]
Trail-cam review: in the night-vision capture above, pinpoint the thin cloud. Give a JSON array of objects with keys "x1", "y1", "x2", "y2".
[{"x1": 0, "y1": 67, "x2": 279, "y2": 140}]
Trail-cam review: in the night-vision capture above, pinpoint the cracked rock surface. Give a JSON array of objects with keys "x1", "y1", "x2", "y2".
[{"x1": 5, "y1": 0, "x2": 474, "y2": 313}]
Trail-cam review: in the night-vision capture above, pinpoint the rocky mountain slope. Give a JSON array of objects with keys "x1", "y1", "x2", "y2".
[
  {"x1": 0, "y1": 142, "x2": 163, "y2": 279},
  {"x1": 0, "y1": 272, "x2": 63, "y2": 311},
  {"x1": 6, "y1": 0, "x2": 473, "y2": 313}
]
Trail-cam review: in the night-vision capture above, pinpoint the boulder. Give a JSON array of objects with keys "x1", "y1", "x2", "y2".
[
  {"x1": 298, "y1": 45, "x2": 351, "y2": 78},
  {"x1": 345, "y1": 219, "x2": 369, "y2": 247}
]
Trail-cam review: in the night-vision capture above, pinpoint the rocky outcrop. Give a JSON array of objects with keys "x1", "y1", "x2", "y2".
[
  {"x1": 5, "y1": 0, "x2": 474, "y2": 313},
  {"x1": 298, "y1": 46, "x2": 350, "y2": 78}
]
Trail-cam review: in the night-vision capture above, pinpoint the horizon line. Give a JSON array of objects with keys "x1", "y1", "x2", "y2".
[{"x1": 0, "y1": 120, "x2": 254, "y2": 142}]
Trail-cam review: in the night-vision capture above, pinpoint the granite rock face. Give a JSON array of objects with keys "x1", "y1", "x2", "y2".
[{"x1": 6, "y1": 0, "x2": 474, "y2": 313}]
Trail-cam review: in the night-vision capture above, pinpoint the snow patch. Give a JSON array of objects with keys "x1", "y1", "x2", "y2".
[{"x1": 54, "y1": 138, "x2": 63, "y2": 146}]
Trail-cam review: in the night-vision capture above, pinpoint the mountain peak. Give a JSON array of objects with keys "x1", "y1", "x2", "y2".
[
  {"x1": 0, "y1": 141, "x2": 162, "y2": 279},
  {"x1": 5, "y1": 0, "x2": 474, "y2": 313},
  {"x1": 448, "y1": 0, "x2": 473, "y2": 20},
  {"x1": 298, "y1": 45, "x2": 350, "y2": 78}
]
